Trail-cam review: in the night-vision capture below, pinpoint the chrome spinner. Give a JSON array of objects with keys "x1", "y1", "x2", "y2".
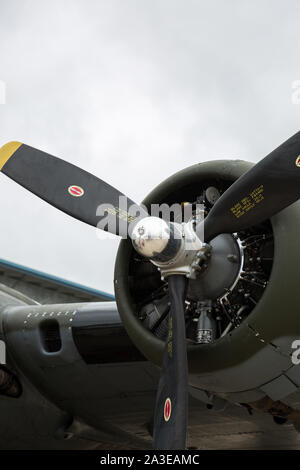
[{"x1": 131, "y1": 217, "x2": 210, "y2": 280}]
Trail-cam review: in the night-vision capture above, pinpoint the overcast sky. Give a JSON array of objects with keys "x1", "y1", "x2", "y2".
[{"x1": 0, "y1": 0, "x2": 299, "y2": 295}]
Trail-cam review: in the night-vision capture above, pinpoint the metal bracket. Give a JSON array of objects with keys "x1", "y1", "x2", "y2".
[{"x1": 151, "y1": 220, "x2": 211, "y2": 280}]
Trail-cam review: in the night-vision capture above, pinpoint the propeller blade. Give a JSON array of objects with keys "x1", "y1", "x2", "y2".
[
  {"x1": 197, "y1": 131, "x2": 300, "y2": 242},
  {"x1": 153, "y1": 274, "x2": 188, "y2": 450},
  {"x1": 0, "y1": 142, "x2": 147, "y2": 236}
]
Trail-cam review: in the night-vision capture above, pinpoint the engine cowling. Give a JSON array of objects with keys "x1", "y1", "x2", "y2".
[{"x1": 114, "y1": 160, "x2": 300, "y2": 403}]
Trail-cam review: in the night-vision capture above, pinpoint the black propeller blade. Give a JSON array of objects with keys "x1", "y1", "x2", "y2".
[
  {"x1": 153, "y1": 275, "x2": 188, "y2": 450},
  {"x1": 198, "y1": 131, "x2": 300, "y2": 242},
  {"x1": 0, "y1": 142, "x2": 147, "y2": 236}
]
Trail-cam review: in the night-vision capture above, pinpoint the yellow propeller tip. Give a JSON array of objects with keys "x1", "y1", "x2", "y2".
[{"x1": 0, "y1": 141, "x2": 22, "y2": 170}]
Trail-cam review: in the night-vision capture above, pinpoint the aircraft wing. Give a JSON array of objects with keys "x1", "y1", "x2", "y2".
[{"x1": 0, "y1": 258, "x2": 114, "y2": 304}]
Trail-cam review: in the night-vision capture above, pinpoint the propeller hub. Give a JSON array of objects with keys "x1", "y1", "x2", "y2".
[
  {"x1": 131, "y1": 217, "x2": 209, "y2": 279},
  {"x1": 131, "y1": 217, "x2": 182, "y2": 262}
]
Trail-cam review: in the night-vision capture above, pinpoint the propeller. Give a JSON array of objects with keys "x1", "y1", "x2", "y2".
[
  {"x1": 1, "y1": 130, "x2": 300, "y2": 450},
  {"x1": 198, "y1": 131, "x2": 300, "y2": 242},
  {"x1": 152, "y1": 275, "x2": 188, "y2": 450},
  {"x1": 0, "y1": 142, "x2": 148, "y2": 236}
]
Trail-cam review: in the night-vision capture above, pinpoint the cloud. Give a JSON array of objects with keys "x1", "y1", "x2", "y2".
[{"x1": 0, "y1": 0, "x2": 299, "y2": 294}]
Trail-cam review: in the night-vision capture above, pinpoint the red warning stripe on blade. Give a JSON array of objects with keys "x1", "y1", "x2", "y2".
[
  {"x1": 68, "y1": 185, "x2": 84, "y2": 197},
  {"x1": 164, "y1": 398, "x2": 172, "y2": 422}
]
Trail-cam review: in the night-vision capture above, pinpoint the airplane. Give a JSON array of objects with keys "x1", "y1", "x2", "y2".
[{"x1": 1, "y1": 132, "x2": 300, "y2": 450}]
